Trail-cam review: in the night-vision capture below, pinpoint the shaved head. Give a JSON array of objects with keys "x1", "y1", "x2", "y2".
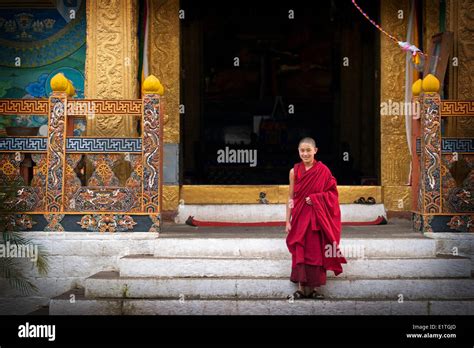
[{"x1": 298, "y1": 137, "x2": 316, "y2": 148}]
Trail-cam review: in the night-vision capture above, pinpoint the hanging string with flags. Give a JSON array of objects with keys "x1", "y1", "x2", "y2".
[{"x1": 351, "y1": 0, "x2": 425, "y2": 66}]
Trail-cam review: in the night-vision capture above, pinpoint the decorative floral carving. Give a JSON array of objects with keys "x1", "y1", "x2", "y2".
[{"x1": 77, "y1": 214, "x2": 137, "y2": 232}]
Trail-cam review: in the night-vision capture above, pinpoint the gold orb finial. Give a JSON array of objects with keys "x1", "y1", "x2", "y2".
[
  {"x1": 142, "y1": 75, "x2": 164, "y2": 95},
  {"x1": 412, "y1": 78, "x2": 422, "y2": 96},
  {"x1": 65, "y1": 80, "x2": 75, "y2": 97},
  {"x1": 422, "y1": 74, "x2": 440, "y2": 93},
  {"x1": 50, "y1": 73, "x2": 69, "y2": 92}
]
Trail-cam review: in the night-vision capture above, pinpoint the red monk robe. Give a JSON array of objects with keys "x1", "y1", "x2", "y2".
[{"x1": 286, "y1": 160, "x2": 347, "y2": 288}]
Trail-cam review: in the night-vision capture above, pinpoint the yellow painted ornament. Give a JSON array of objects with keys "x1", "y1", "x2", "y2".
[
  {"x1": 411, "y1": 79, "x2": 422, "y2": 96},
  {"x1": 50, "y1": 73, "x2": 69, "y2": 92},
  {"x1": 65, "y1": 80, "x2": 76, "y2": 97},
  {"x1": 142, "y1": 75, "x2": 165, "y2": 95},
  {"x1": 422, "y1": 74, "x2": 440, "y2": 93}
]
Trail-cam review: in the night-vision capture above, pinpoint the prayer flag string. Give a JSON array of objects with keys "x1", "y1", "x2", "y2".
[{"x1": 351, "y1": 0, "x2": 425, "y2": 65}]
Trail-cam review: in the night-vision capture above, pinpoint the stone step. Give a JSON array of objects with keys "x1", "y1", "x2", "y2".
[
  {"x1": 174, "y1": 204, "x2": 387, "y2": 224},
  {"x1": 50, "y1": 290, "x2": 474, "y2": 315},
  {"x1": 153, "y1": 238, "x2": 436, "y2": 259},
  {"x1": 119, "y1": 255, "x2": 471, "y2": 279},
  {"x1": 85, "y1": 271, "x2": 474, "y2": 300}
]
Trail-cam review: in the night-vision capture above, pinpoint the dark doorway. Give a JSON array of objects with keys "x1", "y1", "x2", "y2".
[{"x1": 180, "y1": 0, "x2": 380, "y2": 185}]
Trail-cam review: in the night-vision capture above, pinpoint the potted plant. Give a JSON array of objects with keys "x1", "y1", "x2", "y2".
[{"x1": 0, "y1": 181, "x2": 49, "y2": 295}]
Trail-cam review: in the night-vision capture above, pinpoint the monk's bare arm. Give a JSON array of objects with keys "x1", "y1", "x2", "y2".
[{"x1": 286, "y1": 169, "x2": 294, "y2": 232}]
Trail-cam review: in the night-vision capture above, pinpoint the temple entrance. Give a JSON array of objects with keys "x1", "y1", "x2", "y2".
[{"x1": 181, "y1": 0, "x2": 380, "y2": 185}]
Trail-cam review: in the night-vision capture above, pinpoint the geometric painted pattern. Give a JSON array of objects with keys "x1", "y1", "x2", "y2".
[
  {"x1": 0, "y1": 137, "x2": 142, "y2": 153},
  {"x1": 0, "y1": 137, "x2": 47, "y2": 152},
  {"x1": 440, "y1": 101, "x2": 474, "y2": 117},
  {"x1": 87, "y1": 154, "x2": 121, "y2": 187},
  {"x1": 0, "y1": 99, "x2": 141, "y2": 116},
  {"x1": 416, "y1": 138, "x2": 474, "y2": 154},
  {"x1": 0, "y1": 152, "x2": 24, "y2": 185},
  {"x1": 67, "y1": 99, "x2": 142, "y2": 115},
  {"x1": 0, "y1": 99, "x2": 49, "y2": 115},
  {"x1": 443, "y1": 139, "x2": 474, "y2": 153},
  {"x1": 67, "y1": 137, "x2": 142, "y2": 153},
  {"x1": 0, "y1": 94, "x2": 162, "y2": 232}
]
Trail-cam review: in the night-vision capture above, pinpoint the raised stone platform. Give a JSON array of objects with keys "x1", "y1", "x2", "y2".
[
  {"x1": 2, "y1": 219, "x2": 473, "y2": 315},
  {"x1": 118, "y1": 255, "x2": 470, "y2": 278},
  {"x1": 174, "y1": 203, "x2": 387, "y2": 224},
  {"x1": 46, "y1": 219, "x2": 474, "y2": 315},
  {"x1": 50, "y1": 289, "x2": 474, "y2": 315},
  {"x1": 84, "y1": 271, "x2": 474, "y2": 300}
]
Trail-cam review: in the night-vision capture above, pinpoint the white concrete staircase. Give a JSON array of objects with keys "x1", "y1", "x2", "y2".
[{"x1": 49, "y1": 233, "x2": 474, "y2": 315}]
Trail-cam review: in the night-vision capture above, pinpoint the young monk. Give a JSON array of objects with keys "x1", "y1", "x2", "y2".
[{"x1": 285, "y1": 137, "x2": 347, "y2": 299}]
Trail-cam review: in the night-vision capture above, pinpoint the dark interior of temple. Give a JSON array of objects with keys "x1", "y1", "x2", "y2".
[{"x1": 181, "y1": 0, "x2": 380, "y2": 185}]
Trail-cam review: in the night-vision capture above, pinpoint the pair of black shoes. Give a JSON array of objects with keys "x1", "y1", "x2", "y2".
[
  {"x1": 354, "y1": 197, "x2": 376, "y2": 204},
  {"x1": 288, "y1": 290, "x2": 325, "y2": 300}
]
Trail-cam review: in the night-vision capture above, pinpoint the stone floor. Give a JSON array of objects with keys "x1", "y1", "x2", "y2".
[
  {"x1": 15, "y1": 217, "x2": 474, "y2": 315},
  {"x1": 159, "y1": 218, "x2": 421, "y2": 239}
]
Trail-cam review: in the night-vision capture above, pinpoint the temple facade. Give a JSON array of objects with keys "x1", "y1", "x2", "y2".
[
  {"x1": 0, "y1": 0, "x2": 473, "y2": 316},
  {"x1": 0, "y1": 0, "x2": 472, "y2": 227},
  {"x1": 84, "y1": 0, "x2": 473, "y2": 216}
]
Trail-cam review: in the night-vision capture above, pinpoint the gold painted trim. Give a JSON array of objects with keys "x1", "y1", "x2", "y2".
[
  {"x1": 412, "y1": 212, "x2": 474, "y2": 216},
  {"x1": 1, "y1": 136, "x2": 46, "y2": 138},
  {"x1": 380, "y1": 0, "x2": 411, "y2": 186},
  {"x1": 66, "y1": 136, "x2": 142, "y2": 139},
  {"x1": 383, "y1": 185, "x2": 413, "y2": 211},
  {"x1": 0, "y1": 151, "x2": 47, "y2": 153},
  {"x1": 149, "y1": 0, "x2": 180, "y2": 144},
  {"x1": 11, "y1": 212, "x2": 160, "y2": 215},
  {"x1": 180, "y1": 185, "x2": 383, "y2": 205},
  {"x1": 162, "y1": 185, "x2": 179, "y2": 211},
  {"x1": 64, "y1": 152, "x2": 142, "y2": 154},
  {"x1": 0, "y1": 99, "x2": 49, "y2": 115},
  {"x1": 85, "y1": 0, "x2": 139, "y2": 137}
]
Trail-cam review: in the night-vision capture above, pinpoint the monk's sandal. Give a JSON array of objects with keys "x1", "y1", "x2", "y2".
[
  {"x1": 309, "y1": 290, "x2": 325, "y2": 299},
  {"x1": 287, "y1": 290, "x2": 306, "y2": 300}
]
